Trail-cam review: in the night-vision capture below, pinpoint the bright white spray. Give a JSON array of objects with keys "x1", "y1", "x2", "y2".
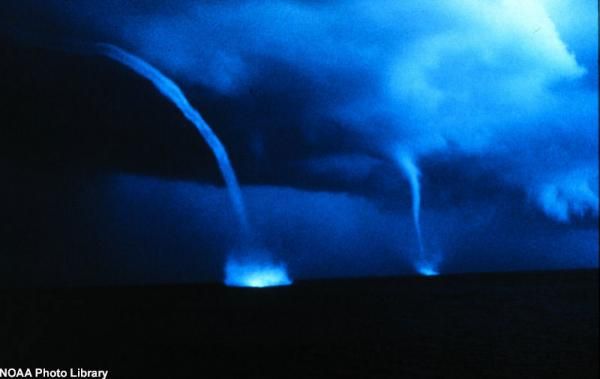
[{"x1": 97, "y1": 43, "x2": 250, "y2": 237}]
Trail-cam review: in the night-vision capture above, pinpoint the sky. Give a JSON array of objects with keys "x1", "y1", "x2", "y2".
[{"x1": 0, "y1": 0, "x2": 597, "y2": 285}]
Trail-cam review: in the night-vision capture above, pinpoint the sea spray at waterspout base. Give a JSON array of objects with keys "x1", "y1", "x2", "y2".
[
  {"x1": 225, "y1": 250, "x2": 292, "y2": 287},
  {"x1": 96, "y1": 43, "x2": 250, "y2": 237}
]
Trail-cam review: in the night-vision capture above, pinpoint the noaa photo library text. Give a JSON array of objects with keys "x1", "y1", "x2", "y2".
[{"x1": 0, "y1": 369, "x2": 108, "y2": 379}]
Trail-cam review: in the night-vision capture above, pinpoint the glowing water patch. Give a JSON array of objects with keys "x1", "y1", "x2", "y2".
[
  {"x1": 415, "y1": 258, "x2": 440, "y2": 277},
  {"x1": 417, "y1": 265, "x2": 439, "y2": 277},
  {"x1": 225, "y1": 258, "x2": 292, "y2": 288}
]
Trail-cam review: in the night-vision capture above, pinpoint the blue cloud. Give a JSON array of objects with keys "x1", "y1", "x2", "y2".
[{"x1": 5, "y1": 0, "x2": 597, "y2": 223}]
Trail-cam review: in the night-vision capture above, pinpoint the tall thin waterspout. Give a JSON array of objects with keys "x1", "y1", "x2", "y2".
[
  {"x1": 97, "y1": 43, "x2": 250, "y2": 237},
  {"x1": 395, "y1": 151, "x2": 439, "y2": 276}
]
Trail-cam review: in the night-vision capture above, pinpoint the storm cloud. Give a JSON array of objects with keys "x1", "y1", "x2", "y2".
[
  {"x1": 9, "y1": 0, "x2": 594, "y2": 222},
  {"x1": 0, "y1": 0, "x2": 597, "y2": 283}
]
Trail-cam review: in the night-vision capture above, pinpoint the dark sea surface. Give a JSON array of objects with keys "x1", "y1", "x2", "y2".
[{"x1": 1, "y1": 269, "x2": 597, "y2": 378}]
